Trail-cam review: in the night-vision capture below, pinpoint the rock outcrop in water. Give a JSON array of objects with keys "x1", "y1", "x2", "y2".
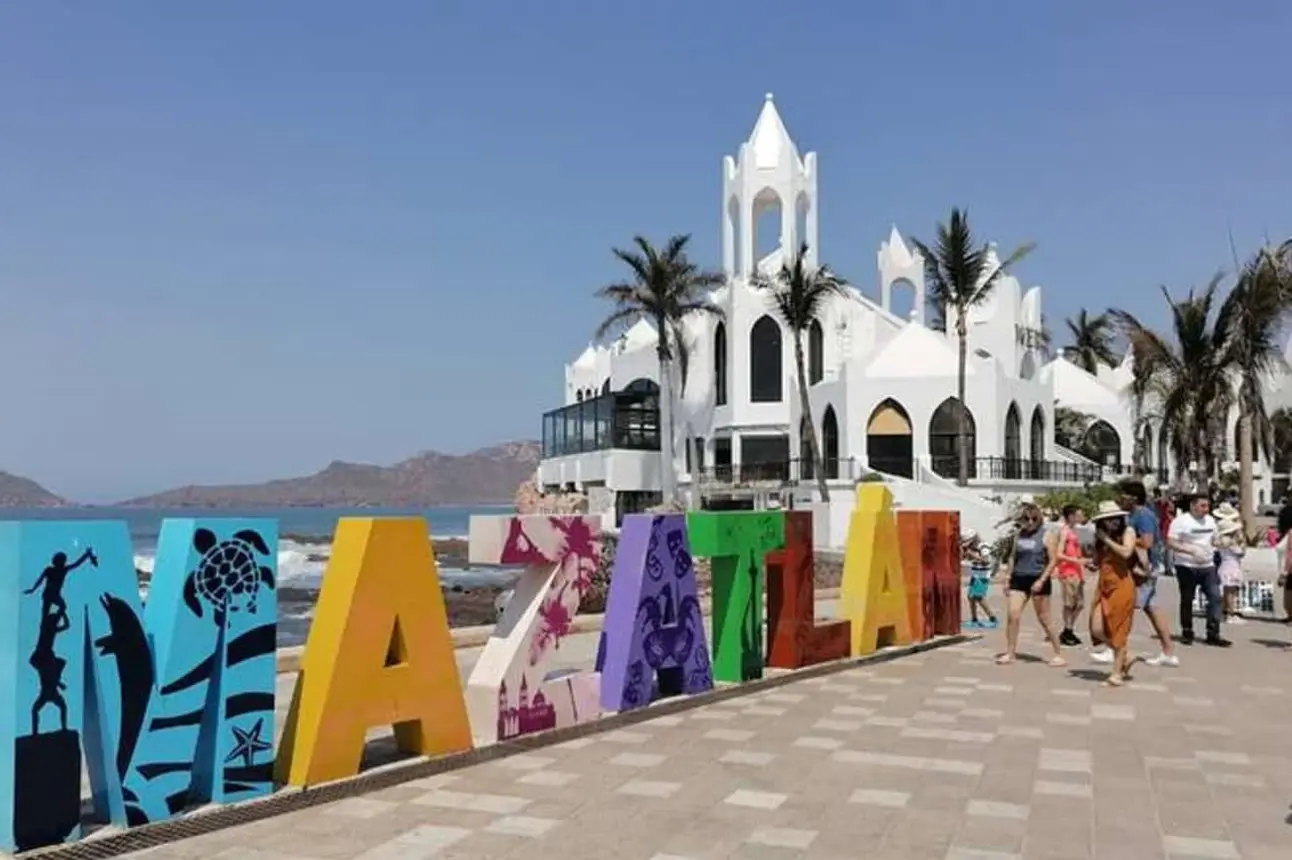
[{"x1": 115, "y1": 441, "x2": 541, "y2": 508}]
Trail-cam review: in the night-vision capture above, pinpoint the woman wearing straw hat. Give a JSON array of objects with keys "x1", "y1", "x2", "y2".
[
  {"x1": 1088, "y1": 500, "x2": 1140, "y2": 686},
  {"x1": 1214, "y1": 512, "x2": 1246, "y2": 624}
]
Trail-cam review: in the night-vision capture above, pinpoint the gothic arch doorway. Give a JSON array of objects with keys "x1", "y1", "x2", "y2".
[
  {"x1": 929, "y1": 397, "x2": 977, "y2": 479},
  {"x1": 714, "y1": 322, "x2": 728, "y2": 405},
  {"x1": 866, "y1": 399, "x2": 913, "y2": 479},
  {"x1": 1029, "y1": 406, "x2": 1045, "y2": 478},
  {"x1": 1004, "y1": 402, "x2": 1022, "y2": 478},
  {"x1": 1083, "y1": 420, "x2": 1121, "y2": 469},
  {"x1": 749, "y1": 315, "x2": 783, "y2": 402},
  {"x1": 808, "y1": 319, "x2": 824, "y2": 384},
  {"x1": 822, "y1": 405, "x2": 840, "y2": 479}
]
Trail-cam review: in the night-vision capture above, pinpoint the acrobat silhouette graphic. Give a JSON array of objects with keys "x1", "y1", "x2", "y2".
[
  {"x1": 11, "y1": 545, "x2": 100, "y2": 851},
  {"x1": 26, "y1": 548, "x2": 98, "y2": 734},
  {"x1": 26, "y1": 548, "x2": 97, "y2": 626}
]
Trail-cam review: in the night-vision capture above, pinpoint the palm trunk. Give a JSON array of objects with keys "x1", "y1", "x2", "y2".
[
  {"x1": 793, "y1": 331, "x2": 830, "y2": 502},
  {"x1": 1131, "y1": 402, "x2": 1145, "y2": 473},
  {"x1": 685, "y1": 434, "x2": 700, "y2": 510},
  {"x1": 955, "y1": 315, "x2": 970, "y2": 487},
  {"x1": 1239, "y1": 410, "x2": 1254, "y2": 529},
  {"x1": 657, "y1": 354, "x2": 677, "y2": 505}
]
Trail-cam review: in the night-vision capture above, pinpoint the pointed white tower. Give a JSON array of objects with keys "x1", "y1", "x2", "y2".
[
  {"x1": 877, "y1": 225, "x2": 926, "y2": 324},
  {"x1": 722, "y1": 94, "x2": 818, "y2": 278}
]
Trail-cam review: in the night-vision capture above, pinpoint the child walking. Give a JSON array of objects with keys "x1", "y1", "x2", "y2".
[
  {"x1": 1215, "y1": 516, "x2": 1246, "y2": 624},
  {"x1": 963, "y1": 531, "x2": 999, "y2": 629}
]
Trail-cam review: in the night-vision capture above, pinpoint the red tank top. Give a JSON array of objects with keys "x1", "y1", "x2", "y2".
[{"x1": 1056, "y1": 526, "x2": 1082, "y2": 580}]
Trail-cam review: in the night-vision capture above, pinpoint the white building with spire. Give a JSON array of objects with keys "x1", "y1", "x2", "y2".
[{"x1": 537, "y1": 94, "x2": 1136, "y2": 541}]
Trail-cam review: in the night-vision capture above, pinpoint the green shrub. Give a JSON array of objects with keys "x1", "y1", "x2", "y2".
[{"x1": 1032, "y1": 483, "x2": 1120, "y2": 517}]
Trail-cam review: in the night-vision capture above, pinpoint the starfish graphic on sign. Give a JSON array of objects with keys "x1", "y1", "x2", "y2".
[{"x1": 224, "y1": 718, "x2": 272, "y2": 768}]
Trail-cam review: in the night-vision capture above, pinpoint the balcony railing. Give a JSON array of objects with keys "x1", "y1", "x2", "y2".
[
  {"x1": 540, "y1": 391, "x2": 660, "y2": 458},
  {"x1": 924, "y1": 456, "x2": 1156, "y2": 484},
  {"x1": 696, "y1": 457, "x2": 866, "y2": 487}
]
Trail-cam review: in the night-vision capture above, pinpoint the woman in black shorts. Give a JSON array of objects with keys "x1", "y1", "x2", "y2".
[{"x1": 997, "y1": 503, "x2": 1066, "y2": 666}]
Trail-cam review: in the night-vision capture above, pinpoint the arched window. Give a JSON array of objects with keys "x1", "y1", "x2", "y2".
[
  {"x1": 866, "y1": 399, "x2": 913, "y2": 479},
  {"x1": 576, "y1": 390, "x2": 584, "y2": 403},
  {"x1": 714, "y1": 322, "x2": 728, "y2": 406},
  {"x1": 1029, "y1": 406, "x2": 1045, "y2": 478},
  {"x1": 1004, "y1": 402, "x2": 1022, "y2": 478},
  {"x1": 822, "y1": 405, "x2": 840, "y2": 479},
  {"x1": 624, "y1": 378, "x2": 659, "y2": 395},
  {"x1": 799, "y1": 414, "x2": 815, "y2": 480},
  {"x1": 808, "y1": 319, "x2": 825, "y2": 384},
  {"x1": 749, "y1": 315, "x2": 783, "y2": 403},
  {"x1": 928, "y1": 397, "x2": 977, "y2": 479},
  {"x1": 601, "y1": 379, "x2": 610, "y2": 395},
  {"x1": 1082, "y1": 420, "x2": 1121, "y2": 468},
  {"x1": 1158, "y1": 424, "x2": 1171, "y2": 476}
]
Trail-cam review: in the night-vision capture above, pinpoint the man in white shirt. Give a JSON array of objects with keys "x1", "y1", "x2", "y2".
[{"x1": 1167, "y1": 494, "x2": 1230, "y2": 647}]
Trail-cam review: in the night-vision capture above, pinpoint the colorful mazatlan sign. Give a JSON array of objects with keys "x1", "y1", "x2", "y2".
[{"x1": 0, "y1": 496, "x2": 960, "y2": 852}]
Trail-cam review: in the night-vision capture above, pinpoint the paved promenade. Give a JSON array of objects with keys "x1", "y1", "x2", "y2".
[{"x1": 119, "y1": 580, "x2": 1292, "y2": 860}]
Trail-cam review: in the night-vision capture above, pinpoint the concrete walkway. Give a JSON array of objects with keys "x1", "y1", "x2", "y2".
[{"x1": 117, "y1": 579, "x2": 1292, "y2": 860}]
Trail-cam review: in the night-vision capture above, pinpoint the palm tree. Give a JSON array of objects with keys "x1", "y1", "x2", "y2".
[
  {"x1": 594, "y1": 235, "x2": 724, "y2": 505},
  {"x1": 1037, "y1": 314, "x2": 1054, "y2": 360},
  {"x1": 1063, "y1": 309, "x2": 1119, "y2": 373},
  {"x1": 910, "y1": 209, "x2": 1036, "y2": 486},
  {"x1": 1270, "y1": 408, "x2": 1292, "y2": 487},
  {"x1": 1214, "y1": 245, "x2": 1292, "y2": 525},
  {"x1": 751, "y1": 242, "x2": 848, "y2": 501},
  {"x1": 1111, "y1": 278, "x2": 1234, "y2": 491}
]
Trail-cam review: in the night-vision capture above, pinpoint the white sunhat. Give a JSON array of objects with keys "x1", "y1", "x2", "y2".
[
  {"x1": 1215, "y1": 502, "x2": 1240, "y2": 521},
  {"x1": 961, "y1": 528, "x2": 978, "y2": 542},
  {"x1": 1217, "y1": 517, "x2": 1243, "y2": 535},
  {"x1": 1090, "y1": 500, "x2": 1126, "y2": 522}
]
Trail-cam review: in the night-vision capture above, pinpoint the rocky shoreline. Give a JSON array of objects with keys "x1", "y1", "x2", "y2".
[{"x1": 288, "y1": 535, "x2": 511, "y2": 629}]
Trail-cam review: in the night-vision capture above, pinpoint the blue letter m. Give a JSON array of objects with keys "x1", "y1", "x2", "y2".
[{"x1": 0, "y1": 518, "x2": 278, "y2": 852}]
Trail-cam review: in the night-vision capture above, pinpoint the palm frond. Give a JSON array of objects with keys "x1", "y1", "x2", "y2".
[
  {"x1": 1064, "y1": 308, "x2": 1119, "y2": 373},
  {"x1": 593, "y1": 233, "x2": 726, "y2": 360},
  {"x1": 749, "y1": 242, "x2": 847, "y2": 333},
  {"x1": 910, "y1": 208, "x2": 1035, "y2": 324}
]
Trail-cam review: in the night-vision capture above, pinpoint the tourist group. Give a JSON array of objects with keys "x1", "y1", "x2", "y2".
[{"x1": 962, "y1": 479, "x2": 1289, "y2": 686}]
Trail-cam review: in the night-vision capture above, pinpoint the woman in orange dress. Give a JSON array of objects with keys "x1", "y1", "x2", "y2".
[{"x1": 1089, "y1": 500, "x2": 1139, "y2": 686}]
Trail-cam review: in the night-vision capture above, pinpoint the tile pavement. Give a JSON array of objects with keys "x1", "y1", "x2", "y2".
[{"x1": 121, "y1": 591, "x2": 1292, "y2": 859}]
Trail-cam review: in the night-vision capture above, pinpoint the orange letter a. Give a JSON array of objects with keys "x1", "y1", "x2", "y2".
[{"x1": 276, "y1": 518, "x2": 472, "y2": 786}]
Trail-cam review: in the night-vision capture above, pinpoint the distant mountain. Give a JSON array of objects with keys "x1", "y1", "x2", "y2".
[
  {"x1": 115, "y1": 441, "x2": 541, "y2": 508},
  {"x1": 0, "y1": 470, "x2": 67, "y2": 507}
]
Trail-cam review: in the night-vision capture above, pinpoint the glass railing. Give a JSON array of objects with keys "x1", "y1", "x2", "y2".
[{"x1": 540, "y1": 392, "x2": 660, "y2": 458}]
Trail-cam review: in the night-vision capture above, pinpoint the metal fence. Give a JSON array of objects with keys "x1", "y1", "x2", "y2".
[{"x1": 696, "y1": 457, "x2": 866, "y2": 486}]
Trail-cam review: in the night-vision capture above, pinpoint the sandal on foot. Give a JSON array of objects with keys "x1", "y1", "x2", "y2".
[
  {"x1": 1103, "y1": 675, "x2": 1125, "y2": 687},
  {"x1": 1047, "y1": 656, "x2": 1068, "y2": 668},
  {"x1": 995, "y1": 653, "x2": 1015, "y2": 665}
]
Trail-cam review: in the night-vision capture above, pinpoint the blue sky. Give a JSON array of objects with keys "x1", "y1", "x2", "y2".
[{"x1": 1, "y1": 2, "x2": 1288, "y2": 501}]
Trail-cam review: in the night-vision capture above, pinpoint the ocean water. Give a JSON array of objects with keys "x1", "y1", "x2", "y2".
[{"x1": 3, "y1": 504, "x2": 514, "y2": 588}]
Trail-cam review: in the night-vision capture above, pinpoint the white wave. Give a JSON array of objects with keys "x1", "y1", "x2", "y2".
[{"x1": 133, "y1": 538, "x2": 508, "y2": 590}]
